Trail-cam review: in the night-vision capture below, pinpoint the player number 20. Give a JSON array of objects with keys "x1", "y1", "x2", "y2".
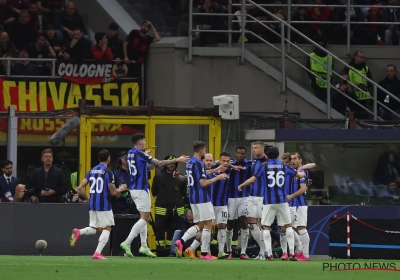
[
  {"x1": 267, "y1": 171, "x2": 285, "y2": 187},
  {"x1": 89, "y1": 177, "x2": 104, "y2": 193}
]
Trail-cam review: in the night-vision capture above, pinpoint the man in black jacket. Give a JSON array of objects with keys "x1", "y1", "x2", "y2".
[
  {"x1": 29, "y1": 148, "x2": 67, "y2": 203},
  {"x1": 63, "y1": 26, "x2": 92, "y2": 60},
  {"x1": 152, "y1": 154, "x2": 187, "y2": 249},
  {"x1": 331, "y1": 0, "x2": 369, "y2": 45},
  {"x1": 107, "y1": 22, "x2": 123, "y2": 60},
  {"x1": 197, "y1": 0, "x2": 225, "y2": 46},
  {"x1": 378, "y1": 64, "x2": 400, "y2": 120}
]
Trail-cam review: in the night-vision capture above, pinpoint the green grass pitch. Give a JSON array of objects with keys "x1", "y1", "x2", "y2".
[{"x1": 1, "y1": 256, "x2": 400, "y2": 280}]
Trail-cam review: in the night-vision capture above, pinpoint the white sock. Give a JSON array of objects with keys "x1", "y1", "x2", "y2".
[
  {"x1": 80, "y1": 227, "x2": 96, "y2": 235},
  {"x1": 240, "y1": 228, "x2": 249, "y2": 255},
  {"x1": 294, "y1": 230, "x2": 303, "y2": 252},
  {"x1": 226, "y1": 229, "x2": 233, "y2": 252},
  {"x1": 263, "y1": 229, "x2": 272, "y2": 256},
  {"x1": 140, "y1": 225, "x2": 148, "y2": 247},
  {"x1": 126, "y1": 219, "x2": 147, "y2": 244},
  {"x1": 95, "y1": 230, "x2": 110, "y2": 254},
  {"x1": 190, "y1": 239, "x2": 201, "y2": 251},
  {"x1": 250, "y1": 225, "x2": 265, "y2": 254},
  {"x1": 298, "y1": 229, "x2": 310, "y2": 258},
  {"x1": 217, "y1": 228, "x2": 226, "y2": 254},
  {"x1": 280, "y1": 233, "x2": 287, "y2": 254},
  {"x1": 201, "y1": 229, "x2": 211, "y2": 253},
  {"x1": 182, "y1": 225, "x2": 199, "y2": 242},
  {"x1": 258, "y1": 228, "x2": 266, "y2": 255},
  {"x1": 286, "y1": 227, "x2": 295, "y2": 255}
]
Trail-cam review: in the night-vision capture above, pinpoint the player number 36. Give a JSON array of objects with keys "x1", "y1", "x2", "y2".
[{"x1": 267, "y1": 171, "x2": 285, "y2": 187}]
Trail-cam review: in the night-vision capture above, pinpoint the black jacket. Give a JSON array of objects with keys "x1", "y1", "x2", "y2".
[
  {"x1": 377, "y1": 76, "x2": 400, "y2": 111},
  {"x1": 151, "y1": 169, "x2": 186, "y2": 209},
  {"x1": 29, "y1": 165, "x2": 67, "y2": 203},
  {"x1": 107, "y1": 33, "x2": 123, "y2": 60}
]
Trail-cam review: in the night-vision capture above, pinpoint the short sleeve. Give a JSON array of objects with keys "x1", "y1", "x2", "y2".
[
  {"x1": 284, "y1": 164, "x2": 297, "y2": 177},
  {"x1": 254, "y1": 163, "x2": 266, "y2": 179}
]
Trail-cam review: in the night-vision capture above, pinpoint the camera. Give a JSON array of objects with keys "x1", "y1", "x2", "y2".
[
  {"x1": 23, "y1": 187, "x2": 41, "y2": 198},
  {"x1": 70, "y1": 189, "x2": 86, "y2": 201}
]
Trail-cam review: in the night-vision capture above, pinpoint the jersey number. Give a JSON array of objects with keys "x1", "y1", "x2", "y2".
[
  {"x1": 267, "y1": 171, "x2": 285, "y2": 187},
  {"x1": 89, "y1": 177, "x2": 104, "y2": 193},
  {"x1": 187, "y1": 170, "x2": 194, "y2": 187},
  {"x1": 127, "y1": 159, "x2": 137, "y2": 176}
]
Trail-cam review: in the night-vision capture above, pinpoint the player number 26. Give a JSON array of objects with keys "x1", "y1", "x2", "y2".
[
  {"x1": 89, "y1": 177, "x2": 104, "y2": 193},
  {"x1": 267, "y1": 171, "x2": 285, "y2": 187}
]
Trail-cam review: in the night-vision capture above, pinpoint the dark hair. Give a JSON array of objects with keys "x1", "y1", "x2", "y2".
[
  {"x1": 108, "y1": 22, "x2": 119, "y2": 30},
  {"x1": 45, "y1": 24, "x2": 56, "y2": 31},
  {"x1": 118, "y1": 151, "x2": 127, "y2": 158},
  {"x1": 220, "y1": 151, "x2": 231, "y2": 158},
  {"x1": 95, "y1": 32, "x2": 106, "y2": 44},
  {"x1": 235, "y1": 145, "x2": 246, "y2": 152},
  {"x1": 131, "y1": 133, "x2": 145, "y2": 145},
  {"x1": 73, "y1": 26, "x2": 84, "y2": 33},
  {"x1": 388, "y1": 64, "x2": 397, "y2": 71},
  {"x1": 98, "y1": 149, "x2": 110, "y2": 162},
  {"x1": 193, "y1": 141, "x2": 206, "y2": 153},
  {"x1": 2, "y1": 160, "x2": 12, "y2": 168},
  {"x1": 266, "y1": 146, "x2": 279, "y2": 159},
  {"x1": 291, "y1": 152, "x2": 302, "y2": 159},
  {"x1": 353, "y1": 50, "x2": 363, "y2": 58}
]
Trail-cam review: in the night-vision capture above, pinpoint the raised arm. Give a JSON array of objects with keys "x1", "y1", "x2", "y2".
[
  {"x1": 299, "y1": 163, "x2": 316, "y2": 171},
  {"x1": 151, "y1": 155, "x2": 190, "y2": 168},
  {"x1": 199, "y1": 173, "x2": 228, "y2": 188}
]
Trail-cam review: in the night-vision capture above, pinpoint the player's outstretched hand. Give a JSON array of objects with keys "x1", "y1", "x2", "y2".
[
  {"x1": 216, "y1": 164, "x2": 227, "y2": 173},
  {"x1": 145, "y1": 149, "x2": 152, "y2": 154},
  {"x1": 231, "y1": 165, "x2": 245, "y2": 171},
  {"x1": 177, "y1": 155, "x2": 190, "y2": 162}
]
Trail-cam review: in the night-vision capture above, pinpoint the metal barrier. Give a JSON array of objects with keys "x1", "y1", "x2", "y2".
[{"x1": 188, "y1": 0, "x2": 400, "y2": 120}]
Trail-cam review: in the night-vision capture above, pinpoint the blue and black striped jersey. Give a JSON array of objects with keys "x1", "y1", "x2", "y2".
[
  {"x1": 126, "y1": 148, "x2": 153, "y2": 191},
  {"x1": 86, "y1": 163, "x2": 114, "y2": 211},
  {"x1": 228, "y1": 159, "x2": 252, "y2": 198},
  {"x1": 292, "y1": 169, "x2": 308, "y2": 207},
  {"x1": 211, "y1": 162, "x2": 231, "y2": 206},
  {"x1": 254, "y1": 159, "x2": 297, "y2": 204},
  {"x1": 186, "y1": 157, "x2": 210, "y2": 204},
  {"x1": 250, "y1": 156, "x2": 267, "y2": 197}
]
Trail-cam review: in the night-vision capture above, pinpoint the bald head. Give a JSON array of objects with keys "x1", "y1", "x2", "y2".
[
  {"x1": 0, "y1": 32, "x2": 9, "y2": 47},
  {"x1": 15, "y1": 184, "x2": 26, "y2": 199},
  {"x1": 66, "y1": 2, "x2": 76, "y2": 16}
]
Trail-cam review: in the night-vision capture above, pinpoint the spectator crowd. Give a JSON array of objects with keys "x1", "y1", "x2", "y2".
[
  {"x1": 0, "y1": 0, "x2": 160, "y2": 76},
  {"x1": 190, "y1": 0, "x2": 400, "y2": 46}
]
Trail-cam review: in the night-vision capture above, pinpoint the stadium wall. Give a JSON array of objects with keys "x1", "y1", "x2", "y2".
[{"x1": 1, "y1": 203, "x2": 399, "y2": 256}]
